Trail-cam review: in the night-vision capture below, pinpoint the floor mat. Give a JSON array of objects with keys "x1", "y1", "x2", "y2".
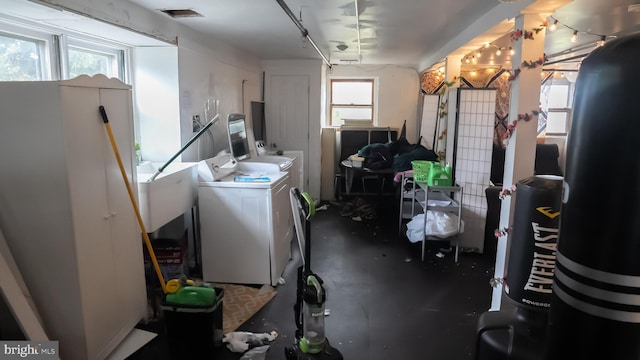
[{"x1": 215, "y1": 283, "x2": 277, "y2": 334}]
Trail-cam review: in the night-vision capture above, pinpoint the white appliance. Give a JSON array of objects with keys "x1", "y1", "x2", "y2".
[
  {"x1": 251, "y1": 152, "x2": 304, "y2": 191},
  {"x1": 228, "y1": 112, "x2": 303, "y2": 189},
  {"x1": 0, "y1": 75, "x2": 146, "y2": 360},
  {"x1": 197, "y1": 158, "x2": 292, "y2": 285}
]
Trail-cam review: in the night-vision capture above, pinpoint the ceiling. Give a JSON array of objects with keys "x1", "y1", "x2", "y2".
[
  {"x1": 125, "y1": 0, "x2": 640, "y2": 71},
  {"x1": 2, "y1": 0, "x2": 639, "y2": 72}
]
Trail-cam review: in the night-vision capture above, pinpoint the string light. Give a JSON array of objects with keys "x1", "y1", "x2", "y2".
[
  {"x1": 509, "y1": 47, "x2": 515, "y2": 56},
  {"x1": 548, "y1": 16, "x2": 610, "y2": 47},
  {"x1": 496, "y1": 48, "x2": 502, "y2": 56},
  {"x1": 598, "y1": 36, "x2": 606, "y2": 47}
]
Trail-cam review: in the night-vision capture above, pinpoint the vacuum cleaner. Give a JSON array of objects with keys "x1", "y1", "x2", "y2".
[{"x1": 285, "y1": 188, "x2": 343, "y2": 360}]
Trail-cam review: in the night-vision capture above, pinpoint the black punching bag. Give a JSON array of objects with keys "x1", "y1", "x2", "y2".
[
  {"x1": 544, "y1": 33, "x2": 640, "y2": 359},
  {"x1": 504, "y1": 176, "x2": 562, "y2": 311},
  {"x1": 475, "y1": 176, "x2": 562, "y2": 360}
]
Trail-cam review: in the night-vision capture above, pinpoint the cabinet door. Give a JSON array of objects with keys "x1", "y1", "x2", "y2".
[
  {"x1": 98, "y1": 87, "x2": 147, "y2": 353},
  {"x1": 60, "y1": 85, "x2": 144, "y2": 359},
  {"x1": 60, "y1": 85, "x2": 122, "y2": 358}
]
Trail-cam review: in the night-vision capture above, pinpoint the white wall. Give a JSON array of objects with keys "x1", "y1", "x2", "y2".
[
  {"x1": 327, "y1": 65, "x2": 422, "y2": 142},
  {"x1": 132, "y1": 47, "x2": 181, "y2": 163},
  {"x1": 176, "y1": 37, "x2": 263, "y2": 162}
]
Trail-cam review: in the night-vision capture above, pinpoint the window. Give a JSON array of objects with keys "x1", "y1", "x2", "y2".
[
  {"x1": 63, "y1": 37, "x2": 126, "y2": 81},
  {"x1": 330, "y1": 79, "x2": 374, "y2": 126},
  {"x1": 0, "y1": 19, "x2": 128, "y2": 83},
  {"x1": 0, "y1": 31, "x2": 49, "y2": 81},
  {"x1": 539, "y1": 78, "x2": 573, "y2": 136}
]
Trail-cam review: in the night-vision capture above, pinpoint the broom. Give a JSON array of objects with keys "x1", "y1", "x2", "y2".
[{"x1": 99, "y1": 105, "x2": 167, "y2": 294}]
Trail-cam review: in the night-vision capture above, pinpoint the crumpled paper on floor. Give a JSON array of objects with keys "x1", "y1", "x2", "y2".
[{"x1": 222, "y1": 331, "x2": 278, "y2": 353}]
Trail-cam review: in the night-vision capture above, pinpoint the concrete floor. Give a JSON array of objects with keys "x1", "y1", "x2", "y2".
[{"x1": 130, "y1": 195, "x2": 496, "y2": 360}]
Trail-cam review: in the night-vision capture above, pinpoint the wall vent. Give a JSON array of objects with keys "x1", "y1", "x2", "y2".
[{"x1": 160, "y1": 9, "x2": 203, "y2": 18}]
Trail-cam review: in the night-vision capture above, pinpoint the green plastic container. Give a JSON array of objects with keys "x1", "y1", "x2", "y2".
[
  {"x1": 427, "y1": 162, "x2": 452, "y2": 186},
  {"x1": 412, "y1": 160, "x2": 435, "y2": 183},
  {"x1": 165, "y1": 286, "x2": 216, "y2": 306}
]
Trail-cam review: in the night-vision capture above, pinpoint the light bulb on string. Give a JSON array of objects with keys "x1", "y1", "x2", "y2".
[
  {"x1": 571, "y1": 30, "x2": 578, "y2": 43},
  {"x1": 509, "y1": 47, "x2": 515, "y2": 56},
  {"x1": 549, "y1": 20, "x2": 558, "y2": 32},
  {"x1": 598, "y1": 36, "x2": 606, "y2": 47},
  {"x1": 496, "y1": 48, "x2": 502, "y2": 56},
  {"x1": 465, "y1": 57, "x2": 470, "y2": 64}
]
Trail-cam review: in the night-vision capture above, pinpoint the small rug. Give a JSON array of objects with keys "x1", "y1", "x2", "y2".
[{"x1": 215, "y1": 283, "x2": 277, "y2": 334}]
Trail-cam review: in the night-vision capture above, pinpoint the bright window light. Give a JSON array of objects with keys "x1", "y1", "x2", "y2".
[
  {"x1": 0, "y1": 32, "x2": 47, "y2": 81},
  {"x1": 330, "y1": 79, "x2": 374, "y2": 126}
]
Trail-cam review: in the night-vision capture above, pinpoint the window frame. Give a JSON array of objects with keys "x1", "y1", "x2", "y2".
[
  {"x1": 0, "y1": 23, "x2": 55, "y2": 81},
  {"x1": 61, "y1": 35, "x2": 128, "y2": 82},
  {"x1": 329, "y1": 78, "x2": 375, "y2": 127},
  {"x1": 539, "y1": 76, "x2": 575, "y2": 137}
]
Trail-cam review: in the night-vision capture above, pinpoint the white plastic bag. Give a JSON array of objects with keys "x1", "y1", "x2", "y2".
[
  {"x1": 239, "y1": 345, "x2": 270, "y2": 360},
  {"x1": 405, "y1": 211, "x2": 463, "y2": 243}
]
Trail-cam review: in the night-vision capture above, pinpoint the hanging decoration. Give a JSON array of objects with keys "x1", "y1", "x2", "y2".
[
  {"x1": 522, "y1": 56, "x2": 546, "y2": 69},
  {"x1": 507, "y1": 55, "x2": 548, "y2": 81},
  {"x1": 512, "y1": 29, "x2": 535, "y2": 41},
  {"x1": 499, "y1": 184, "x2": 517, "y2": 200},
  {"x1": 461, "y1": 16, "x2": 611, "y2": 73},
  {"x1": 494, "y1": 227, "x2": 510, "y2": 238},
  {"x1": 434, "y1": 77, "x2": 458, "y2": 162},
  {"x1": 502, "y1": 109, "x2": 541, "y2": 146}
]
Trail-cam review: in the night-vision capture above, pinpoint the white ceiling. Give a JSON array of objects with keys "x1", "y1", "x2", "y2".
[
  {"x1": 2, "y1": 0, "x2": 640, "y2": 71},
  {"x1": 125, "y1": 0, "x2": 640, "y2": 71}
]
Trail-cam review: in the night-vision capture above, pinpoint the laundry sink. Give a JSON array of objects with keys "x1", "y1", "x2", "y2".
[{"x1": 136, "y1": 162, "x2": 198, "y2": 232}]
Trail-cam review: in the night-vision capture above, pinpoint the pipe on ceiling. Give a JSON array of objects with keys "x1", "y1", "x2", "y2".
[{"x1": 275, "y1": 0, "x2": 332, "y2": 69}]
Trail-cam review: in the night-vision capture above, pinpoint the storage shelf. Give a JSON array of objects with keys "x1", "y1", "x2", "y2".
[{"x1": 398, "y1": 173, "x2": 463, "y2": 262}]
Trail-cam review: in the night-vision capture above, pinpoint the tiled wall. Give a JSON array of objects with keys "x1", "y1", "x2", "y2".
[{"x1": 454, "y1": 88, "x2": 496, "y2": 253}]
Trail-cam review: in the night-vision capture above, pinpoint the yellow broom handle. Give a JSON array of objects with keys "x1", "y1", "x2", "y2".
[{"x1": 99, "y1": 106, "x2": 167, "y2": 294}]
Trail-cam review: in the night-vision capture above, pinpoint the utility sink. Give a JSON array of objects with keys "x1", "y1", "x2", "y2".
[{"x1": 136, "y1": 161, "x2": 198, "y2": 232}]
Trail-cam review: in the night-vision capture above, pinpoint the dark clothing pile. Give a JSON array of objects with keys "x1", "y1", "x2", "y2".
[{"x1": 358, "y1": 136, "x2": 438, "y2": 172}]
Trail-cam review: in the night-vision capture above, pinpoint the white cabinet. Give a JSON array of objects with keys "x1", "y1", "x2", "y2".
[
  {"x1": 0, "y1": 76, "x2": 146, "y2": 360},
  {"x1": 199, "y1": 173, "x2": 291, "y2": 286}
]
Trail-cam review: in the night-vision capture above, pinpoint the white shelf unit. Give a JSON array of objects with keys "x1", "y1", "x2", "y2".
[
  {"x1": 398, "y1": 173, "x2": 463, "y2": 262},
  {"x1": 0, "y1": 76, "x2": 147, "y2": 360}
]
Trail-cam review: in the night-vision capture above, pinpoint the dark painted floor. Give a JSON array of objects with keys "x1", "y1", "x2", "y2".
[{"x1": 129, "y1": 196, "x2": 496, "y2": 360}]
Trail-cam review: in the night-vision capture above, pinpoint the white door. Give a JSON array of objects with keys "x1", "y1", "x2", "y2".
[{"x1": 267, "y1": 75, "x2": 310, "y2": 188}]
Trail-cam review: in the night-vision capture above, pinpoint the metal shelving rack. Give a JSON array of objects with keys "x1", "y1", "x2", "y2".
[{"x1": 398, "y1": 172, "x2": 463, "y2": 262}]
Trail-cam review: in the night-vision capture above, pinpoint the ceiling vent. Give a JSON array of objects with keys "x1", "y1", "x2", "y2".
[{"x1": 160, "y1": 9, "x2": 203, "y2": 18}]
